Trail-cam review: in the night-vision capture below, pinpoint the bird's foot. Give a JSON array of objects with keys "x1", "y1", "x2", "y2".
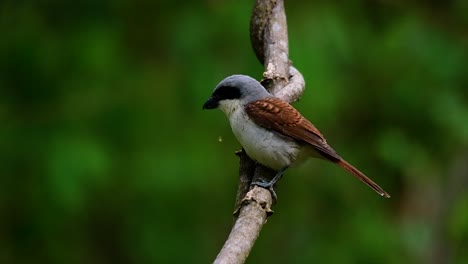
[
  {"x1": 250, "y1": 165, "x2": 289, "y2": 202},
  {"x1": 251, "y1": 179, "x2": 278, "y2": 201}
]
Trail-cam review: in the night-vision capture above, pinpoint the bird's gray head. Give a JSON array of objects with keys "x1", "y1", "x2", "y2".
[{"x1": 202, "y1": 75, "x2": 270, "y2": 114}]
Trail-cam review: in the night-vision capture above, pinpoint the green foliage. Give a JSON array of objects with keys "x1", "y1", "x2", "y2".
[{"x1": 1, "y1": 1, "x2": 467, "y2": 263}]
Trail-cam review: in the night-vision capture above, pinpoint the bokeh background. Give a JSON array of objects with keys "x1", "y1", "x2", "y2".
[{"x1": 1, "y1": 0, "x2": 468, "y2": 263}]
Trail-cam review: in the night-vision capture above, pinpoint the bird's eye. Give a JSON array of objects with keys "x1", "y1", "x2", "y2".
[{"x1": 214, "y1": 86, "x2": 241, "y2": 100}]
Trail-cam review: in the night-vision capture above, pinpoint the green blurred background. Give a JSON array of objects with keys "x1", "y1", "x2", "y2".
[{"x1": 1, "y1": 0, "x2": 468, "y2": 263}]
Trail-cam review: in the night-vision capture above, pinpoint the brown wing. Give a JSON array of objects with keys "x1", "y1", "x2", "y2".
[
  {"x1": 245, "y1": 97, "x2": 391, "y2": 198},
  {"x1": 245, "y1": 97, "x2": 341, "y2": 161}
]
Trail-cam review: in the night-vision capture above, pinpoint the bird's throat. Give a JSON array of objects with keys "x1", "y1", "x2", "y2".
[{"x1": 219, "y1": 99, "x2": 242, "y2": 118}]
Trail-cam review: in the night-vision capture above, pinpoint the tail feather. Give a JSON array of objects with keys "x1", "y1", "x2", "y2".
[{"x1": 336, "y1": 159, "x2": 391, "y2": 198}]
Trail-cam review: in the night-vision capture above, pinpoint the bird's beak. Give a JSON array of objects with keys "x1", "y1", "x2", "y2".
[{"x1": 202, "y1": 97, "x2": 219, "y2": 109}]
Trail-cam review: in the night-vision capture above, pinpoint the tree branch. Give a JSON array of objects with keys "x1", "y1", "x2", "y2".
[
  {"x1": 233, "y1": 150, "x2": 256, "y2": 215},
  {"x1": 214, "y1": 0, "x2": 306, "y2": 263},
  {"x1": 250, "y1": 0, "x2": 305, "y2": 102},
  {"x1": 214, "y1": 187, "x2": 273, "y2": 264}
]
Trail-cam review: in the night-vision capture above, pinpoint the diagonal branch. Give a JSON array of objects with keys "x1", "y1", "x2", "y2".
[{"x1": 214, "y1": 0, "x2": 306, "y2": 263}]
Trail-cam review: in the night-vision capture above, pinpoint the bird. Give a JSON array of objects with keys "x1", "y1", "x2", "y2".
[{"x1": 203, "y1": 74, "x2": 390, "y2": 199}]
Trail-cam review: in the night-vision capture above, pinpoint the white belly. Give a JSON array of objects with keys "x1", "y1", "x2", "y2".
[{"x1": 228, "y1": 108, "x2": 301, "y2": 171}]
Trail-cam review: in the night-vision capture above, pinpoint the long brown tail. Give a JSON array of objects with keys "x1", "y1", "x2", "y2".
[{"x1": 336, "y1": 159, "x2": 390, "y2": 198}]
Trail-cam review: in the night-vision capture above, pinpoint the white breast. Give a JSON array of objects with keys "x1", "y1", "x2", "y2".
[{"x1": 220, "y1": 100, "x2": 301, "y2": 171}]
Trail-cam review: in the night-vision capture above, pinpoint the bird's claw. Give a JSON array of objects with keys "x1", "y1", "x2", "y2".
[{"x1": 251, "y1": 180, "x2": 278, "y2": 201}]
